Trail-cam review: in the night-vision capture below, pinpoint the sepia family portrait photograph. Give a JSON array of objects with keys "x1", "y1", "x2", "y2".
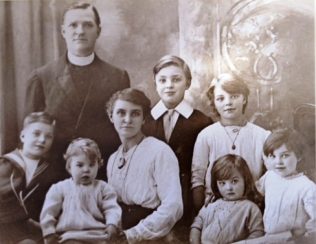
[{"x1": 0, "y1": 0, "x2": 315, "y2": 243}]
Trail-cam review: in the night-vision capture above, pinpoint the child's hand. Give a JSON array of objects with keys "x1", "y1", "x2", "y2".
[
  {"x1": 104, "y1": 224, "x2": 118, "y2": 239},
  {"x1": 44, "y1": 233, "x2": 60, "y2": 244}
]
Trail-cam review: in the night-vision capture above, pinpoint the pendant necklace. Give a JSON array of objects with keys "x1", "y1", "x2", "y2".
[
  {"x1": 117, "y1": 136, "x2": 145, "y2": 169},
  {"x1": 223, "y1": 126, "x2": 242, "y2": 150}
]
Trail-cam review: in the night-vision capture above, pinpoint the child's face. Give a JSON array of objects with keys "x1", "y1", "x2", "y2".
[
  {"x1": 214, "y1": 85, "x2": 246, "y2": 124},
  {"x1": 110, "y1": 99, "x2": 144, "y2": 140},
  {"x1": 20, "y1": 122, "x2": 54, "y2": 160},
  {"x1": 68, "y1": 154, "x2": 98, "y2": 185},
  {"x1": 217, "y1": 167, "x2": 245, "y2": 201},
  {"x1": 265, "y1": 144, "x2": 298, "y2": 177},
  {"x1": 155, "y1": 65, "x2": 189, "y2": 109}
]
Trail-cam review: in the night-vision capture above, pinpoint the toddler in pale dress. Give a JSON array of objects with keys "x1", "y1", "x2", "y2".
[
  {"x1": 40, "y1": 138, "x2": 122, "y2": 244},
  {"x1": 190, "y1": 154, "x2": 264, "y2": 244}
]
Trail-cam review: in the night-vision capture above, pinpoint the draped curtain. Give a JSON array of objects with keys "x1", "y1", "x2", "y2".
[{"x1": 0, "y1": 0, "x2": 65, "y2": 154}]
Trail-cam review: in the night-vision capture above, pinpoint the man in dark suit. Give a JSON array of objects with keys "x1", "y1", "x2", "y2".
[{"x1": 24, "y1": 2, "x2": 130, "y2": 179}]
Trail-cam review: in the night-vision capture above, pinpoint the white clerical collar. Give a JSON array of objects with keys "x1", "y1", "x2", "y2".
[
  {"x1": 151, "y1": 100, "x2": 194, "y2": 120},
  {"x1": 67, "y1": 52, "x2": 95, "y2": 66}
]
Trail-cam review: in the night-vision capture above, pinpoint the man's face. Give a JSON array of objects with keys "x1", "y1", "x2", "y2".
[{"x1": 62, "y1": 7, "x2": 100, "y2": 57}]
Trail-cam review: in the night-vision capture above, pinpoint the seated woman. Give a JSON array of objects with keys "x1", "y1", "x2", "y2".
[{"x1": 105, "y1": 88, "x2": 183, "y2": 243}]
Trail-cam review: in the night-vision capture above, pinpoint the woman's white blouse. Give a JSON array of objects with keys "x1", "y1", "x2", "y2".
[{"x1": 107, "y1": 136, "x2": 183, "y2": 242}]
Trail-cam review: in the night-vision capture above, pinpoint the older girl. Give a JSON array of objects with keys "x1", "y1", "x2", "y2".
[
  {"x1": 106, "y1": 88, "x2": 183, "y2": 243},
  {"x1": 191, "y1": 73, "x2": 270, "y2": 211}
]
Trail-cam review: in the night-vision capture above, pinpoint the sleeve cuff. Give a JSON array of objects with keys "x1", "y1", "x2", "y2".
[{"x1": 105, "y1": 215, "x2": 120, "y2": 227}]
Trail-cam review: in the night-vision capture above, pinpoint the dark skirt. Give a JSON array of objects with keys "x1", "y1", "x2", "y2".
[{"x1": 119, "y1": 202, "x2": 155, "y2": 230}]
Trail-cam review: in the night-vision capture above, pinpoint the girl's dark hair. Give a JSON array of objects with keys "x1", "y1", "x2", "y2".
[
  {"x1": 211, "y1": 154, "x2": 263, "y2": 207},
  {"x1": 105, "y1": 88, "x2": 151, "y2": 119},
  {"x1": 207, "y1": 73, "x2": 250, "y2": 119},
  {"x1": 263, "y1": 128, "x2": 305, "y2": 161},
  {"x1": 153, "y1": 55, "x2": 192, "y2": 87}
]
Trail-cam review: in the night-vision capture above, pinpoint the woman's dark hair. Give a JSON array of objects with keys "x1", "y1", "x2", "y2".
[
  {"x1": 211, "y1": 154, "x2": 263, "y2": 207},
  {"x1": 105, "y1": 88, "x2": 151, "y2": 119}
]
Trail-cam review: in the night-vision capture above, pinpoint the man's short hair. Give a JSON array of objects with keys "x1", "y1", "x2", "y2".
[{"x1": 62, "y1": 2, "x2": 101, "y2": 27}]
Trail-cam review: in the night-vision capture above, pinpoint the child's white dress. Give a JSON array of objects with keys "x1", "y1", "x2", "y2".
[
  {"x1": 40, "y1": 178, "x2": 121, "y2": 242},
  {"x1": 256, "y1": 170, "x2": 316, "y2": 234}
]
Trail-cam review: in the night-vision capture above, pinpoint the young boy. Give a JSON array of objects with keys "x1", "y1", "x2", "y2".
[
  {"x1": 40, "y1": 138, "x2": 122, "y2": 244},
  {"x1": 256, "y1": 128, "x2": 316, "y2": 242},
  {"x1": 0, "y1": 112, "x2": 56, "y2": 243},
  {"x1": 144, "y1": 55, "x2": 212, "y2": 228}
]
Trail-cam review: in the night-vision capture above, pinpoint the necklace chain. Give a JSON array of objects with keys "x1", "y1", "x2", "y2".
[
  {"x1": 118, "y1": 145, "x2": 137, "y2": 169},
  {"x1": 118, "y1": 136, "x2": 145, "y2": 169},
  {"x1": 110, "y1": 136, "x2": 145, "y2": 203},
  {"x1": 223, "y1": 126, "x2": 242, "y2": 150}
]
